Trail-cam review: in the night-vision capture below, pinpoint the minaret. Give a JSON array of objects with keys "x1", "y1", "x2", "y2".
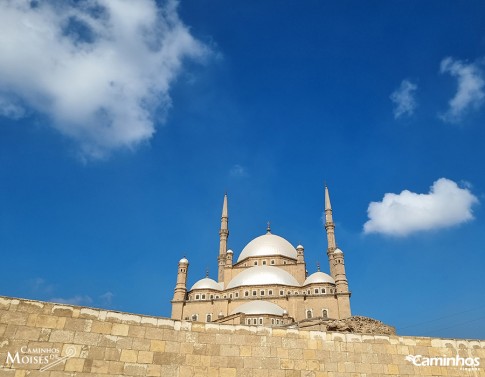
[
  {"x1": 171, "y1": 257, "x2": 188, "y2": 319},
  {"x1": 218, "y1": 193, "x2": 229, "y2": 282},
  {"x1": 324, "y1": 185, "x2": 351, "y2": 318},
  {"x1": 324, "y1": 185, "x2": 337, "y2": 278}
]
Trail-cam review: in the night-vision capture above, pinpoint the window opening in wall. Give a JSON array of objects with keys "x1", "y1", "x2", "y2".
[
  {"x1": 235, "y1": 292, "x2": 239, "y2": 298},
  {"x1": 252, "y1": 290, "x2": 257, "y2": 296},
  {"x1": 254, "y1": 261, "x2": 258, "y2": 266},
  {"x1": 246, "y1": 318, "x2": 251, "y2": 325},
  {"x1": 206, "y1": 314, "x2": 212, "y2": 322},
  {"x1": 271, "y1": 260, "x2": 275, "y2": 265},
  {"x1": 201, "y1": 294, "x2": 206, "y2": 300},
  {"x1": 195, "y1": 294, "x2": 200, "y2": 300},
  {"x1": 229, "y1": 293, "x2": 233, "y2": 298},
  {"x1": 306, "y1": 310, "x2": 312, "y2": 319},
  {"x1": 280, "y1": 290, "x2": 284, "y2": 296},
  {"x1": 322, "y1": 309, "x2": 328, "y2": 318},
  {"x1": 314, "y1": 288, "x2": 319, "y2": 294},
  {"x1": 260, "y1": 290, "x2": 265, "y2": 296},
  {"x1": 268, "y1": 290, "x2": 273, "y2": 295},
  {"x1": 253, "y1": 318, "x2": 257, "y2": 325},
  {"x1": 262, "y1": 260, "x2": 267, "y2": 265},
  {"x1": 259, "y1": 318, "x2": 263, "y2": 325},
  {"x1": 192, "y1": 314, "x2": 198, "y2": 321},
  {"x1": 245, "y1": 291, "x2": 249, "y2": 297},
  {"x1": 210, "y1": 295, "x2": 214, "y2": 299}
]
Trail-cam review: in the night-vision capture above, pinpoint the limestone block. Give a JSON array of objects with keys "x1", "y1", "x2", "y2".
[
  {"x1": 64, "y1": 358, "x2": 85, "y2": 372},
  {"x1": 101, "y1": 347, "x2": 120, "y2": 361},
  {"x1": 73, "y1": 331, "x2": 99, "y2": 345},
  {"x1": 144, "y1": 327, "x2": 164, "y2": 340},
  {"x1": 123, "y1": 363, "x2": 147, "y2": 376},
  {"x1": 120, "y1": 349, "x2": 138, "y2": 363},
  {"x1": 90, "y1": 320, "x2": 112, "y2": 334},
  {"x1": 137, "y1": 350, "x2": 154, "y2": 364},
  {"x1": 111, "y1": 323, "x2": 129, "y2": 336},
  {"x1": 146, "y1": 364, "x2": 162, "y2": 377},
  {"x1": 219, "y1": 367, "x2": 237, "y2": 377},
  {"x1": 150, "y1": 339, "x2": 166, "y2": 352},
  {"x1": 132, "y1": 337, "x2": 151, "y2": 351},
  {"x1": 50, "y1": 305, "x2": 74, "y2": 317},
  {"x1": 14, "y1": 326, "x2": 41, "y2": 341},
  {"x1": 108, "y1": 360, "x2": 124, "y2": 374},
  {"x1": 1, "y1": 311, "x2": 29, "y2": 326},
  {"x1": 79, "y1": 308, "x2": 99, "y2": 319},
  {"x1": 129, "y1": 324, "x2": 146, "y2": 338}
]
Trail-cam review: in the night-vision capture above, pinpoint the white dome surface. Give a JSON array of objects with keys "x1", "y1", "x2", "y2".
[
  {"x1": 303, "y1": 272, "x2": 335, "y2": 285},
  {"x1": 179, "y1": 257, "x2": 188, "y2": 264},
  {"x1": 334, "y1": 248, "x2": 343, "y2": 254},
  {"x1": 237, "y1": 233, "x2": 297, "y2": 262},
  {"x1": 226, "y1": 266, "x2": 299, "y2": 289},
  {"x1": 190, "y1": 277, "x2": 223, "y2": 291},
  {"x1": 231, "y1": 300, "x2": 285, "y2": 316}
]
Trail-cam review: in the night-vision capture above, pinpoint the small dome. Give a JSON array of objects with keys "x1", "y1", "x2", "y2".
[
  {"x1": 231, "y1": 300, "x2": 285, "y2": 316},
  {"x1": 296, "y1": 244, "x2": 304, "y2": 250},
  {"x1": 226, "y1": 266, "x2": 299, "y2": 289},
  {"x1": 190, "y1": 277, "x2": 223, "y2": 291},
  {"x1": 303, "y1": 272, "x2": 335, "y2": 285},
  {"x1": 334, "y1": 248, "x2": 343, "y2": 254},
  {"x1": 227, "y1": 249, "x2": 233, "y2": 254},
  {"x1": 237, "y1": 233, "x2": 297, "y2": 262},
  {"x1": 179, "y1": 257, "x2": 188, "y2": 264}
]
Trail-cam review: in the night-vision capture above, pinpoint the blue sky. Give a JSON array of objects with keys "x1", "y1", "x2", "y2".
[{"x1": 1, "y1": 0, "x2": 484, "y2": 340}]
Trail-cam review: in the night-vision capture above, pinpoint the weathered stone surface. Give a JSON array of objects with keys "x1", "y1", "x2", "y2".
[{"x1": 0, "y1": 296, "x2": 484, "y2": 377}]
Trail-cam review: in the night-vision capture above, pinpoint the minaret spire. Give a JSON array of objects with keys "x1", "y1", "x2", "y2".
[
  {"x1": 324, "y1": 185, "x2": 336, "y2": 251},
  {"x1": 218, "y1": 193, "x2": 229, "y2": 282}
]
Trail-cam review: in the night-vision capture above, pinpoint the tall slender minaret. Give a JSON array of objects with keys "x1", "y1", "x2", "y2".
[
  {"x1": 324, "y1": 185, "x2": 351, "y2": 318},
  {"x1": 218, "y1": 193, "x2": 229, "y2": 282},
  {"x1": 171, "y1": 257, "x2": 188, "y2": 319},
  {"x1": 324, "y1": 185, "x2": 337, "y2": 278}
]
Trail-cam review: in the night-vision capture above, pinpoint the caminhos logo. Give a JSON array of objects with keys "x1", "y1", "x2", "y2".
[{"x1": 405, "y1": 354, "x2": 480, "y2": 370}]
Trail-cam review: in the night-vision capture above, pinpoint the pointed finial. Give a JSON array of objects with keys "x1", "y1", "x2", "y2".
[
  {"x1": 317, "y1": 262, "x2": 320, "y2": 272},
  {"x1": 325, "y1": 184, "x2": 332, "y2": 211},
  {"x1": 222, "y1": 193, "x2": 228, "y2": 218},
  {"x1": 266, "y1": 221, "x2": 271, "y2": 234},
  {"x1": 205, "y1": 267, "x2": 209, "y2": 277}
]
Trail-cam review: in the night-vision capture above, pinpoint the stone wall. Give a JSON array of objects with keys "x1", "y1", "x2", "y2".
[{"x1": 0, "y1": 296, "x2": 483, "y2": 377}]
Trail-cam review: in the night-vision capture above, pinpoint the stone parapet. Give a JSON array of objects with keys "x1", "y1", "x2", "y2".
[{"x1": 0, "y1": 296, "x2": 484, "y2": 376}]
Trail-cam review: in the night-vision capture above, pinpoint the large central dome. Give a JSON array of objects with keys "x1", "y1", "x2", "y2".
[{"x1": 237, "y1": 233, "x2": 298, "y2": 262}]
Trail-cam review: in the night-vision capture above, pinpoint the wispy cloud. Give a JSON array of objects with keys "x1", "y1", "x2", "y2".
[
  {"x1": 229, "y1": 164, "x2": 248, "y2": 178},
  {"x1": 439, "y1": 57, "x2": 485, "y2": 122},
  {"x1": 99, "y1": 291, "x2": 114, "y2": 306},
  {"x1": 390, "y1": 79, "x2": 418, "y2": 119},
  {"x1": 0, "y1": 0, "x2": 208, "y2": 159},
  {"x1": 49, "y1": 295, "x2": 93, "y2": 306},
  {"x1": 363, "y1": 178, "x2": 478, "y2": 236},
  {"x1": 29, "y1": 277, "x2": 55, "y2": 295}
]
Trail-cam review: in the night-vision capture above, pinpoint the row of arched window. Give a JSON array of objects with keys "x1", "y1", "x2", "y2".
[
  {"x1": 306, "y1": 309, "x2": 329, "y2": 319},
  {"x1": 189, "y1": 287, "x2": 335, "y2": 301}
]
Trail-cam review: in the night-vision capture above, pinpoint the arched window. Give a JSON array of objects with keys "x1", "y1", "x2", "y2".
[
  {"x1": 206, "y1": 314, "x2": 212, "y2": 322},
  {"x1": 322, "y1": 309, "x2": 328, "y2": 318},
  {"x1": 195, "y1": 294, "x2": 200, "y2": 300},
  {"x1": 254, "y1": 261, "x2": 258, "y2": 266},
  {"x1": 192, "y1": 314, "x2": 198, "y2": 321},
  {"x1": 262, "y1": 260, "x2": 267, "y2": 265},
  {"x1": 306, "y1": 310, "x2": 313, "y2": 319},
  {"x1": 314, "y1": 288, "x2": 319, "y2": 294}
]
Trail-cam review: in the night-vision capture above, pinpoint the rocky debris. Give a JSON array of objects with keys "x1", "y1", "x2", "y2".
[{"x1": 285, "y1": 315, "x2": 396, "y2": 335}]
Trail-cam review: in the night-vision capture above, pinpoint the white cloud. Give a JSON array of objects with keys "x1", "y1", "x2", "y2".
[
  {"x1": 390, "y1": 79, "x2": 418, "y2": 119},
  {"x1": 99, "y1": 291, "x2": 114, "y2": 306},
  {"x1": 363, "y1": 178, "x2": 478, "y2": 236},
  {"x1": 0, "y1": 0, "x2": 207, "y2": 158},
  {"x1": 439, "y1": 57, "x2": 485, "y2": 122},
  {"x1": 229, "y1": 164, "x2": 248, "y2": 178},
  {"x1": 49, "y1": 295, "x2": 93, "y2": 306}
]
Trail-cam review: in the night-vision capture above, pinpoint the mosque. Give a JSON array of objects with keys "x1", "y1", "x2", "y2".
[{"x1": 171, "y1": 186, "x2": 351, "y2": 326}]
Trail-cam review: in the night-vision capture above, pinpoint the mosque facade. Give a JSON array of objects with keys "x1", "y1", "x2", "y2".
[{"x1": 171, "y1": 187, "x2": 351, "y2": 326}]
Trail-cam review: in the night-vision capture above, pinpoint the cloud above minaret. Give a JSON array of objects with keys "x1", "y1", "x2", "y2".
[
  {"x1": 390, "y1": 79, "x2": 418, "y2": 119},
  {"x1": 363, "y1": 178, "x2": 478, "y2": 236},
  {"x1": 0, "y1": 0, "x2": 208, "y2": 159}
]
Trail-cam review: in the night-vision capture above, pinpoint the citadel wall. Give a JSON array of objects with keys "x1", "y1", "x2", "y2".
[{"x1": 0, "y1": 296, "x2": 484, "y2": 377}]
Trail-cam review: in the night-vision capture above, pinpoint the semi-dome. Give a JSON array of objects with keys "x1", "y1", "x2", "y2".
[
  {"x1": 226, "y1": 266, "x2": 299, "y2": 289},
  {"x1": 190, "y1": 277, "x2": 223, "y2": 291},
  {"x1": 237, "y1": 233, "x2": 298, "y2": 262},
  {"x1": 303, "y1": 272, "x2": 335, "y2": 285},
  {"x1": 230, "y1": 300, "x2": 285, "y2": 316}
]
